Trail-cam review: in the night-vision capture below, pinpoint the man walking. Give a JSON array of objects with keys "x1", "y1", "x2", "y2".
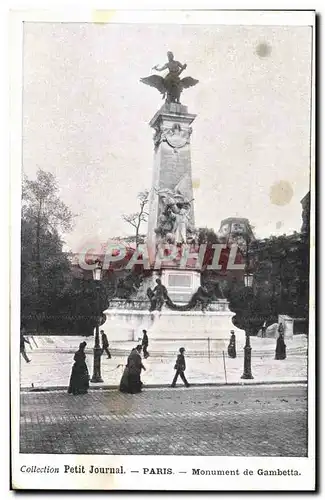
[
  {"x1": 227, "y1": 330, "x2": 236, "y2": 358},
  {"x1": 171, "y1": 347, "x2": 190, "y2": 388},
  {"x1": 100, "y1": 330, "x2": 111, "y2": 359},
  {"x1": 20, "y1": 328, "x2": 31, "y2": 363},
  {"x1": 141, "y1": 329, "x2": 149, "y2": 359}
]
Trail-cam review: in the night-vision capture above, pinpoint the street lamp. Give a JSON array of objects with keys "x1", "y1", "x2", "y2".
[
  {"x1": 241, "y1": 238, "x2": 254, "y2": 380},
  {"x1": 91, "y1": 260, "x2": 103, "y2": 383},
  {"x1": 244, "y1": 274, "x2": 253, "y2": 287}
]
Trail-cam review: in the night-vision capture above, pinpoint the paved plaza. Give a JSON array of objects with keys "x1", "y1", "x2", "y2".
[
  {"x1": 20, "y1": 384, "x2": 307, "y2": 456},
  {"x1": 20, "y1": 335, "x2": 307, "y2": 389}
]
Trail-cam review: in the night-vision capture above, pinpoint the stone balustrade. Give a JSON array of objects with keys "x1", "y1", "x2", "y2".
[{"x1": 108, "y1": 298, "x2": 230, "y2": 312}]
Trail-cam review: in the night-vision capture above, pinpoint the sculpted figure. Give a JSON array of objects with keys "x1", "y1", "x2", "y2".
[
  {"x1": 140, "y1": 51, "x2": 198, "y2": 104},
  {"x1": 147, "y1": 278, "x2": 168, "y2": 312},
  {"x1": 154, "y1": 182, "x2": 194, "y2": 244},
  {"x1": 173, "y1": 207, "x2": 190, "y2": 245},
  {"x1": 155, "y1": 207, "x2": 176, "y2": 239},
  {"x1": 191, "y1": 282, "x2": 224, "y2": 312},
  {"x1": 155, "y1": 187, "x2": 193, "y2": 212},
  {"x1": 192, "y1": 286, "x2": 210, "y2": 312}
]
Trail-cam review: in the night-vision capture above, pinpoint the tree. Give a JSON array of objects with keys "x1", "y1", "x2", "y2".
[
  {"x1": 58, "y1": 274, "x2": 118, "y2": 336},
  {"x1": 21, "y1": 170, "x2": 75, "y2": 331},
  {"x1": 250, "y1": 233, "x2": 309, "y2": 320},
  {"x1": 122, "y1": 190, "x2": 149, "y2": 247},
  {"x1": 21, "y1": 217, "x2": 73, "y2": 331},
  {"x1": 197, "y1": 227, "x2": 220, "y2": 246},
  {"x1": 22, "y1": 170, "x2": 74, "y2": 294},
  {"x1": 228, "y1": 232, "x2": 310, "y2": 335},
  {"x1": 22, "y1": 170, "x2": 74, "y2": 232},
  {"x1": 196, "y1": 227, "x2": 246, "y2": 297},
  {"x1": 228, "y1": 283, "x2": 271, "y2": 335}
]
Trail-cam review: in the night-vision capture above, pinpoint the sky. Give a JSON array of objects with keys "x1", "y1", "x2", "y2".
[{"x1": 22, "y1": 22, "x2": 313, "y2": 252}]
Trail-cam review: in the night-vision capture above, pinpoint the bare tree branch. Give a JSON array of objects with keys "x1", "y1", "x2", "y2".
[{"x1": 122, "y1": 189, "x2": 149, "y2": 247}]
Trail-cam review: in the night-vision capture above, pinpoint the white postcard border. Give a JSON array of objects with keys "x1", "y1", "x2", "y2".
[{"x1": 10, "y1": 7, "x2": 316, "y2": 491}]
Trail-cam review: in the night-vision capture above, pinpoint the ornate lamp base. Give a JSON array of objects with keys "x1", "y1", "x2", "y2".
[
  {"x1": 241, "y1": 339, "x2": 254, "y2": 380},
  {"x1": 91, "y1": 346, "x2": 103, "y2": 383}
]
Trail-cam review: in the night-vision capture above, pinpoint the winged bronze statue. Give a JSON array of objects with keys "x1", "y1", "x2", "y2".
[{"x1": 140, "y1": 51, "x2": 198, "y2": 104}]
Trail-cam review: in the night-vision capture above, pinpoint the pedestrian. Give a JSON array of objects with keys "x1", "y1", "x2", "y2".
[
  {"x1": 141, "y1": 329, "x2": 149, "y2": 359},
  {"x1": 171, "y1": 347, "x2": 190, "y2": 388},
  {"x1": 275, "y1": 331, "x2": 286, "y2": 360},
  {"x1": 261, "y1": 321, "x2": 267, "y2": 338},
  {"x1": 100, "y1": 330, "x2": 111, "y2": 359},
  {"x1": 68, "y1": 341, "x2": 90, "y2": 395},
  {"x1": 20, "y1": 328, "x2": 31, "y2": 363},
  {"x1": 227, "y1": 330, "x2": 236, "y2": 358},
  {"x1": 119, "y1": 345, "x2": 146, "y2": 394}
]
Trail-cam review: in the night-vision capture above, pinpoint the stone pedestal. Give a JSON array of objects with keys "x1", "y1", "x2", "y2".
[
  {"x1": 147, "y1": 309, "x2": 244, "y2": 342},
  {"x1": 101, "y1": 298, "x2": 245, "y2": 347}
]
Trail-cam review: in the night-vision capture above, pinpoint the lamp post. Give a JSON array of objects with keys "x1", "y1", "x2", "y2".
[
  {"x1": 241, "y1": 236, "x2": 254, "y2": 379},
  {"x1": 241, "y1": 326, "x2": 254, "y2": 379},
  {"x1": 91, "y1": 260, "x2": 103, "y2": 383}
]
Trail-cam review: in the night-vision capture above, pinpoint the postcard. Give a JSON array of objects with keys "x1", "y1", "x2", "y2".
[{"x1": 10, "y1": 7, "x2": 315, "y2": 491}]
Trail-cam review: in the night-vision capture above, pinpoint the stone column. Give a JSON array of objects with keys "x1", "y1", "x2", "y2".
[{"x1": 147, "y1": 102, "x2": 197, "y2": 264}]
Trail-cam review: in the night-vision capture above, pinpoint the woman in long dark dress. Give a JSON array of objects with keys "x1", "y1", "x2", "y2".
[
  {"x1": 275, "y1": 332, "x2": 286, "y2": 360},
  {"x1": 119, "y1": 345, "x2": 146, "y2": 394},
  {"x1": 68, "y1": 342, "x2": 90, "y2": 395}
]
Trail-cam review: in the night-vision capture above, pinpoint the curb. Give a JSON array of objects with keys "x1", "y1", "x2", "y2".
[{"x1": 21, "y1": 379, "x2": 307, "y2": 393}]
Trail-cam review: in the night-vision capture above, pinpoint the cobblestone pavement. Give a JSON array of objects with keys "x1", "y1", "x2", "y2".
[{"x1": 20, "y1": 385, "x2": 307, "y2": 456}]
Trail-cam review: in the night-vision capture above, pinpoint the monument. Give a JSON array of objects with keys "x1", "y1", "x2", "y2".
[{"x1": 101, "y1": 52, "x2": 245, "y2": 348}]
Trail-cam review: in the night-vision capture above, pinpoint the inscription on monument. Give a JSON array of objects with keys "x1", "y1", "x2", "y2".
[{"x1": 168, "y1": 274, "x2": 192, "y2": 288}]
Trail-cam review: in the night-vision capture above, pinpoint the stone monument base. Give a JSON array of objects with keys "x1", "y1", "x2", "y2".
[{"x1": 101, "y1": 299, "x2": 245, "y2": 350}]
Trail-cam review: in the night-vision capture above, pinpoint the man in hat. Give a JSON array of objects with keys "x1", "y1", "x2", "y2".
[
  {"x1": 100, "y1": 330, "x2": 111, "y2": 359},
  {"x1": 171, "y1": 347, "x2": 190, "y2": 388}
]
